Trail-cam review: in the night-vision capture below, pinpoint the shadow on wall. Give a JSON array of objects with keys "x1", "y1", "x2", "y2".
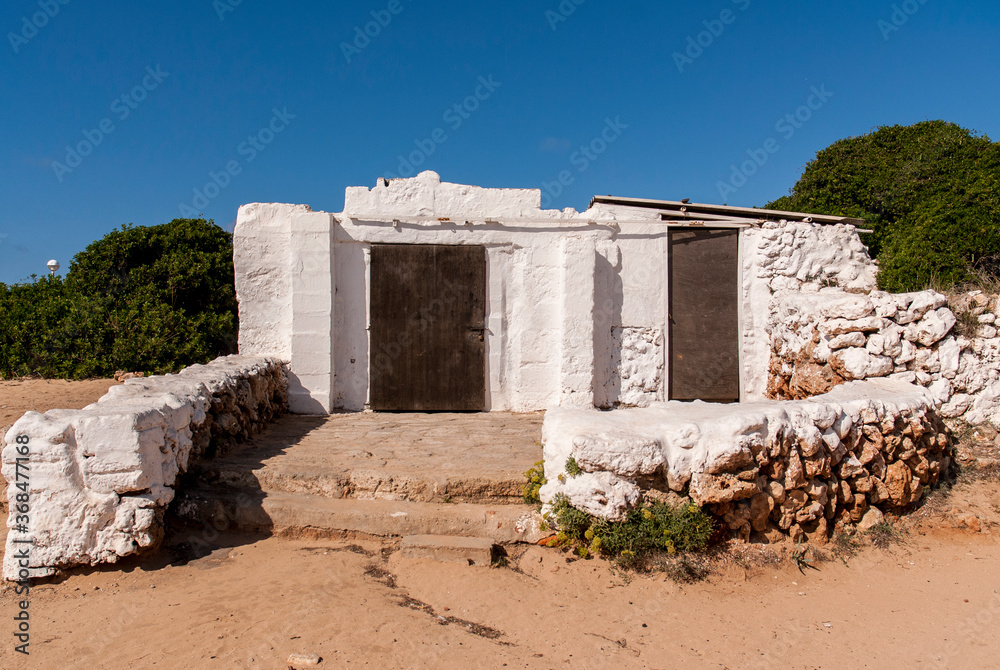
[{"x1": 595, "y1": 251, "x2": 625, "y2": 407}]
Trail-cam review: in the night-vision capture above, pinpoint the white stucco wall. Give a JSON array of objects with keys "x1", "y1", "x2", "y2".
[
  {"x1": 234, "y1": 171, "x2": 874, "y2": 413},
  {"x1": 236, "y1": 172, "x2": 625, "y2": 412}
]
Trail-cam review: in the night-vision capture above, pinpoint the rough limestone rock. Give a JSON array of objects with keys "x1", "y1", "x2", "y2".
[
  {"x1": 907, "y1": 308, "x2": 957, "y2": 347},
  {"x1": 938, "y1": 337, "x2": 961, "y2": 379},
  {"x1": 884, "y1": 461, "x2": 914, "y2": 507},
  {"x1": 819, "y1": 316, "x2": 885, "y2": 337},
  {"x1": 830, "y1": 348, "x2": 892, "y2": 380},
  {"x1": 828, "y1": 332, "x2": 867, "y2": 350},
  {"x1": 789, "y1": 363, "x2": 837, "y2": 397},
  {"x1": 571, "y1": 432, "x2": 664, "y2": 478},
  {"x1": 857, "y1": 507, "x2": 885, "y2": 532},
  {"x1": 820, "y1": 294, "x2": 875, "y2": 320},
  {"x1": 763, "y1": 287, "x2": 1000, "y2": 428},
  {"x1": 541, "y1": 471, "x2": 640, "y2": 521},
  {"x1": 964, "y1": 381, "x2": 1000, "y2": 428},
  {"x1": 690, "y1": 472, "x2": 758, "y2": 505},
  {"x1": 2, "y1": 356, "x2": 287, "y2": 581},
  {"x1": 896, "y1": 291, "x2": 948, "y2": 325}
]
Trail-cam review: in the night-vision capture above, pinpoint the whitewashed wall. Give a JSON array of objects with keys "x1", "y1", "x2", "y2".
[
  {"x1": 234, "y1": 172, "x2": 874, "y2": 413},
  {"x1": 237, "y1": 172, "x2": 634, "y2": 413}
]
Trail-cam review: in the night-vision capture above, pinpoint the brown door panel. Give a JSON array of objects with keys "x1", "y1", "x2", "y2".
[
  {"x1": 370, "y1": 244, "x2": 487, "y2": 411},
  {"x1": 668, "y1": 229, "x2": 740, "y2": 403}
]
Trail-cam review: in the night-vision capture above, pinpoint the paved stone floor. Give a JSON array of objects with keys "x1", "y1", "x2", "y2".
[{"x1": 195, "y1": 411, "x2": 545, "y2": 504}]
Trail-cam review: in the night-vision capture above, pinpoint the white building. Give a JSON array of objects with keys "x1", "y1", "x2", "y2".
[{"x1": 234, "y1": 171, "x2": 875, "y2": 414}]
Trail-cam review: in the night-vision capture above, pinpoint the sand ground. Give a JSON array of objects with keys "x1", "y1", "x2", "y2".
[{"x1": 0, "y1": 379, "x2": 998, "y2": 670}]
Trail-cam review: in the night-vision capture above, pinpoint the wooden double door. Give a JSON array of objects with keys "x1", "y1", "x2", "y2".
[{"x1": 369, "y1": 244, "x2": 487, "y2": 411}]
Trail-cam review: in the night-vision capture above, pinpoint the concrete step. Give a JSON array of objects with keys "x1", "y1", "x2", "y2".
[
  {"x1": 172, "y1": 488, "x2": 547, "y2": 545},
  {"x1": 189, "y1": 460, "x2": 528, "y2": 505}
]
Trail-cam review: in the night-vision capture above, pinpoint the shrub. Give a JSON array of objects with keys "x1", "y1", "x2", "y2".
[
  {"x1": 564, "y1": 457, "x2": 583, "y2": 477},
  {"x1": 767, "y1": 120, "x2": 1000, "y2": 292},
  {"x1": 0, "y1": 218, "x2": 237, "y2": 379}
]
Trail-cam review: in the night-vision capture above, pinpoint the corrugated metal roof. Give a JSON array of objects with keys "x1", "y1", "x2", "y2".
[{"x1": 589, "y1": 195, "x2": 866, "y2": 226}]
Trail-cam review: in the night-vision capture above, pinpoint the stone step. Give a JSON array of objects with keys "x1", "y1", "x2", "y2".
[
  {"x1": 171, "y1": 488, "x2": 547, "y2": 545},
  {"x1": 188, "y1": 460, "x2": 528, "y2": 505},
  {"x1": 400, "y1": 535, "x2": 497, "y2": 566}
]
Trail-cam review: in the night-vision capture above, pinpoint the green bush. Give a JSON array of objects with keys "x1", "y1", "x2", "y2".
[
  {"x1": 767, "y1": 120, "x2": 1000, "y2": 291},
  {"x1": 0, "y1": 218, "x2": 237, "y2": 379},
  {"x1": 546, "y1": 495, "x2": 715, "y2": 566}
]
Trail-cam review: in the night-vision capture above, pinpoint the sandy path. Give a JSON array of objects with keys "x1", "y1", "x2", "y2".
[
  {"x1": 0, "y1": 378, "x2": 118, "y2": 436},
  {"x1": 0, "y1": 380, "x2": 997, "y2": 669}
]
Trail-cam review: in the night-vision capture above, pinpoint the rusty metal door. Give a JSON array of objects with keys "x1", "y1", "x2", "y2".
[
  {"x1": 369, "y1": 244, "x2": 487, "y2": 411},
  {"x1": 668, "y1": 229, "x2": 740, "y2": 403}
]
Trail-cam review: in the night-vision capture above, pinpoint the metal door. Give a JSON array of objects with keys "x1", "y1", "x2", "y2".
[{"x1": 668, "y1": 229, "x2": 740, "y2": 402}]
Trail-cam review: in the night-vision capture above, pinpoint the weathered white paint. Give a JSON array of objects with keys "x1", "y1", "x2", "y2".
[
  {"x1": 289, "y1": 211, "x2": 335, "y2": 413},
  {"x1": 234, "y1": 203, "x2": 311, "y2": 360}
]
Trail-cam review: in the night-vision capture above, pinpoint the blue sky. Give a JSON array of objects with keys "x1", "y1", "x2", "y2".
[{"x1": 1, "y1": 0, "x2": 997, "y2": 283}]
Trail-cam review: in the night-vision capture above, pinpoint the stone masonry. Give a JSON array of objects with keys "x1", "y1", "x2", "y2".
[{"x1": 2, "y1": 356, "x2": 286, "y2": 581}]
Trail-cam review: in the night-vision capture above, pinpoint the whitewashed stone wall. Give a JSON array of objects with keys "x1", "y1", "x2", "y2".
[
  {"x1": 768, "y1": 288, "x2": 1000, "y2": 429},
  {"x1": 740, "y1": 220, "x2": 879, "y2": 401},
  {"x1": 1, "y1": 356, "x2": 286, "y2": 580},
  {"x1": 236, "y1": 171, "x2": 677, "y2": 413},
  {"x1": 541, "y1": 379, "x2": 950, "y2": 541}
]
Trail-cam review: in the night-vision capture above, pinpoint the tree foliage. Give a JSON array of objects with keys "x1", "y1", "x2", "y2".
[
  {"x1": 0, "y1": 219, "x2": 237, "y2": 379},
  {"x1": 767, "y1": 120, "x2": 1000, "y2": 291}
]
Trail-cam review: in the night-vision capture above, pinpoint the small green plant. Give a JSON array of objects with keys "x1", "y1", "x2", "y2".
[
  {"x1": 864, "y1": 520, "x2": 903, "y2": 549},
  {"x1": 522, "y1": 461, "x2": 546, "y2": 505},
  {"x1": 564, "y1": 457, "x2": 583, "y2": 478},
  {"x1": 951, "y1": 300, "x2": 983, "y2": 339},
  {"x1": 791, "y1": 537, "x2": 818, "y2": 574}
]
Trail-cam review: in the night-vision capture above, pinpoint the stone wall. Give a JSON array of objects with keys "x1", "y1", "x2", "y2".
[
  {"x1": 768, "y1": 287, "x2": 1000, "y2": 429},
  {"x1": 1, "y1": 356, "x2": 286, "y2": 581},
  {"x1": 540, "y1": 379, "x2": 950, "y2": 542}
]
